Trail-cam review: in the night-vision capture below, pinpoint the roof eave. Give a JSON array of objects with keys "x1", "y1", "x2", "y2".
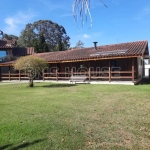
[{"x1": 47, "y1": 55, "x2": 141, "y2": 63}]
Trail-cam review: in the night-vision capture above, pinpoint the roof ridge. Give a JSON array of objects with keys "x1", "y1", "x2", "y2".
[{"x1": 97, "y1": 40, "x2": 148, "y2": 47}]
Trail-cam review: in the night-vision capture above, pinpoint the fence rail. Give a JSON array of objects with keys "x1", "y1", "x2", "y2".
[{"x1": 0, "y1": 70, "x2": 135, "y2": 82}]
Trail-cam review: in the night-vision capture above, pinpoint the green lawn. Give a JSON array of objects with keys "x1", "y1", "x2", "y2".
[{"x1": 0, "y1": 83, "x2": 150, "y2": 150}]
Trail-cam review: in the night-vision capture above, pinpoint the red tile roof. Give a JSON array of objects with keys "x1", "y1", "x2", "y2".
[
  {"x1": 34, "y1": 40, "x2": 149, "y2": 63},
  {"x1": 0, "y1": 39, "x2": 16, "y2": 49}
]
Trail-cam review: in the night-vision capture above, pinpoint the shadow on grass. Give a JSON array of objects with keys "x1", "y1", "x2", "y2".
[
  {"x1": 0, "y1": 144, "x2": 13, "y2": 150},
  {"x1": 36, "y1": 83, "x2": 77, "y2": 88},
  {"x1": 0, "y1": 139, "x2": 46, "y2": 150}
]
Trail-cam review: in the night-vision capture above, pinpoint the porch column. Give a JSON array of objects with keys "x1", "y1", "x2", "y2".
[
  {"x1": 8, "y1": 66, "x2": 11, "y2": 81},
  {"x1": 0, "y1": 66, "x2": 1, "y2": 81},
  {"x1": 42, "y1": 70, "x2": 44, "y2": 81},
  {"x1": 109, "y1": 60, "x2": 111, "y2": 82},
  {"x1": 19, "y1": 70, "x2": 21, "y2": 81},
  {"x1": 71, "y1": 67, "x2": 73, "y2": 76},
  {"x1": 88, "y1": 67, "x2": 91, "y2": 82},
  {"x1": 132, "y1": 58, "x2": 134, "y2": 83},
  {"x1": 56, "y1": 69, "x2": 58, "y2": 81}
]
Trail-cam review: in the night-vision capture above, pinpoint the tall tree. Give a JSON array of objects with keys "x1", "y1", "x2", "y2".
[
  {"x1": 18, "y1": 23, "x2": 36, "y2": 47},
  {"x1": 75, "y1": 40, "x2": 84, "y2": 49},
  {"x1": 56, "y1": 38, "x2": 64, "y2": 51},
  {"x1": 18, "y1": 20, "x2": 70, "y2": 51},
  {"x1": 34, "y1": 34, "x2": 49, "y2": 53}
]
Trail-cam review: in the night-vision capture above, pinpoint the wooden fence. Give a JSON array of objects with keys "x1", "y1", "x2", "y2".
[{"x1": 0, "y1": 70, "x2": 135, "y2": 83}]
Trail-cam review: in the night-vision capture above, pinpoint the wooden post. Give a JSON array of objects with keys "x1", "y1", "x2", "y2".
[
  {"x1": 89, "y1": 67, "x2": 91, "y2": 82},
  {"x1": 19, "y1": 70, "x2": 21, "y2": 81},
  {"x1": 71, "y1": 67, "x2": 73, "y2": 76},
  {"x1": 42, "y1": 70, "x2": 44, "y2": 81},
  {"x1": 56, "y1": 69, "x2": 58, "y2": 81},
  {"x1": 0, "y1": 66, "x2": 1, "y2": 81},
  {"x1": 132, "y1": 58, "x2": 134, "y2": 83},
  {"x1": 9, "y1": 66, "x2": 11, "y2": 81},
  {"x1": 109, "y1": 60, "x2": 111, "y2": 82}
]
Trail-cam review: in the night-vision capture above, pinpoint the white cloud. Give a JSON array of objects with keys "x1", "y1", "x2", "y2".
[
  {"x1": 4, "y1": 10, "x2": 36, "y2": 35},
  {"x1": 83, "y1": 34, "x2": 90, "y2": 38}
]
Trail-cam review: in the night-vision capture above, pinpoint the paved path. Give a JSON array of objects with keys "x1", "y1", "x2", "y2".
[
  {"x1": 0, "y1": 80, "x2": 134, "y2": 85},
  {"x1": 0, "y1": 80, "x2": 70, "y2": 85}
]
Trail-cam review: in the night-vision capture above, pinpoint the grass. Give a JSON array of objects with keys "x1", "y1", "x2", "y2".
[{"x1": 0, "y1": 83, "x2": 150, "y2": 150}]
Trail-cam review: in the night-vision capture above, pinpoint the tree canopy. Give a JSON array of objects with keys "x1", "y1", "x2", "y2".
[
  {"x1": 17, "y1": 20, "x2": 70, "y2": 52},
  {"x1": 3, "y1": 33, "x2": 18, "y2": 41},
  {"x1": 14, "y1": 55, "x2": 47, "y2": 87},
  {"x1": 0, "y1": 30, "x2": 3, "y2": 39},
  {"x1": 75, "y1": 40, "x2": 84, "y2": 49},
  {"x1": 34, "y1": 34, "x2": 49, "y2": 53}
]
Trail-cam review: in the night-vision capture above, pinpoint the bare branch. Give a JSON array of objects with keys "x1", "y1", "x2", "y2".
[{"x1": 72, "y1": 0, "x2": 107, "y2": 27}]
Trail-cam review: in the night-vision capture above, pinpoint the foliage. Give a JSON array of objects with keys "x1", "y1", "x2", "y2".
[
  {"x1": 56, "y1": 38, "x2": 64, "y2": 51},
  {"x1": 75, "y1": 40, "x2": 84, "y2": 49},
  {"x1": 34, "y1": 34, "x2": 49, "y2": 53},
  {"x1": 14, "y1": 55, "x2": 47, "y2": 87},
  {"x1": 0, "y1": 30, "x2": 3, "y2": 39},
  {"x1": 17, "y1": 20, "x2": 70, "y2": 51},
  {"x1": 3, "y1": 33, "x2": 18, "y2": 41},
  {"x1": 0, "y1": 83, "x2": 150, "y2": 149},
  {"x1": 0, "y1": 55, "x2": 17, "y2": 62},
  {"x1": 17, "y1": 24, "x2": 36, "y2": 47}
]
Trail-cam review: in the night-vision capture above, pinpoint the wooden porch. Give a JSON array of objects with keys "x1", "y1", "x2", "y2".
[{"x1": 0, "y1": 58, "x2": 138, "y2": 83}]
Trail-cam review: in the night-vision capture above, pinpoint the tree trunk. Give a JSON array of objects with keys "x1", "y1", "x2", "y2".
[
  {"x1": 29, "y1": 74, "x2": 34, "y2": 87},
  {"x1": 29, "y1": 79, "x2": 34, "y2": 87}
]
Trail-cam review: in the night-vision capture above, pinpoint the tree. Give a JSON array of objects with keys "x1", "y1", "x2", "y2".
[
  {"x1": 17, "y1": 23, "x2": 36, "y2": 47},
  {"x1": 3, "y1": 33, "x2": 18, "y2": 41},
  {"x1": 56, "y1": 39, "x2": 64, "y2": 51},
  {"x1": 0, "y1": 30, "x2": 3, "y2": 39},
  {"x1": 72, "y1": 0, "x2": 107, "y2": 27},
  {"x1": 34, "y1": 34, "x2": 49, "y2": 53},
  {"x1": 0, "y1": 55, "x2": 17, "y2": 62},
  {"x1": 14, "y1": 55, "x2": 47, "y2": 87},
  {"x1": 75, "y1": 40, "x2": 84, "y2": 49},
  {"x1": 17, "y1": 20, "x2": 70, "y2": 51}
]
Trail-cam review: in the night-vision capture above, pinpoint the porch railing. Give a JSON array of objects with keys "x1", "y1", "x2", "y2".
[
  {"x1": 43, "y1": 70, "x2": 135, "y2": 82},
  {"x1": 0, "y1": 73, "x2": 28, "y2": 81},
  {"x1": 0, "y1": 70, "x2": 135, "y2": 82}
]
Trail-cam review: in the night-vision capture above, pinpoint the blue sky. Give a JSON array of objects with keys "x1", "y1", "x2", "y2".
[{"x1": 0, "y1": 0, "x2": 150, "y2": 48}]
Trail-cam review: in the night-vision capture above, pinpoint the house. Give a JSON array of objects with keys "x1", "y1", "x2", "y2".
[
  {"x1": 0, "y1": 40, "x2": 149, "y2": 84},
  {"x1": 0, "y1": 39, "x2": 34, "y2": 57}
]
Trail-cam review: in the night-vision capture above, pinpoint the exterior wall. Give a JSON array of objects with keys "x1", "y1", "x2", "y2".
[
  {"x1": 137, "y1": 57, "x2": 143, "y2": 79},
  {"x1": 1, "y1": 66, "x2": 15, "y2": 73},
  {"x1": 0, "y1": 57, "x2": 138, "y2": 82},
  {"x1": 46, "y1": 58, "x2": 137, "y2": 73}
]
